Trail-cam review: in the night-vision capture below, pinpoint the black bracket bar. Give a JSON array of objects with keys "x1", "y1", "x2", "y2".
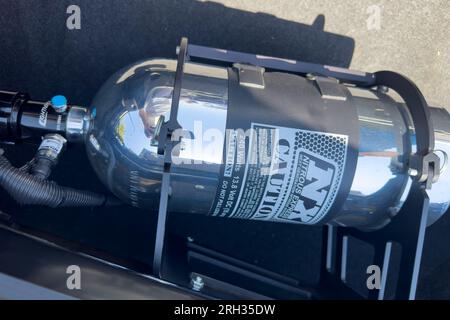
[
  {"x1": 373, "y1": 71, "x2": 440, "y2": 189},
  {"x1": 153, "y1": 37, "x2": 189, "y2": 278},
  {"x1": 186, "y1": 43, "x2": 376, "y2": 86}
]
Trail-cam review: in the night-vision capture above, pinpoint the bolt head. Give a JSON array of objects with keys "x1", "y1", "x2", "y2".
[{"x1": 191, "y1": 275, "x2": 205, "y2": 292}]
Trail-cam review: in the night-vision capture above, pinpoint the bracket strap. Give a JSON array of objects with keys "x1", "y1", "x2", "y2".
[
  {"x1": 374, "y1": 71, "x2": 439, "y2": 189},
  {"x1": 153, "y1": 37, "x2": 188, "y2": 278}
]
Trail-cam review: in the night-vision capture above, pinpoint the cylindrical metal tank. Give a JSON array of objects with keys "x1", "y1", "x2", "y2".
[{"x1": 85, "y1": 58, "x2": 450, "y2": 230}]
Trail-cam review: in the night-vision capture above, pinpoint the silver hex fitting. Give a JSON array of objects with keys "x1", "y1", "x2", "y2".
[
  {"x1": 66, "y1": 106, "x2": 90, "y2": 142},
  {"x1": 37, "y1": 133, "x2": 67, "y2": 161}
]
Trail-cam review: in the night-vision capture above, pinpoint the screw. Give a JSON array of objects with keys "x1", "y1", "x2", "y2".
[{"x1": 191, "y1": 275, "x2": 204, "y2": 292}]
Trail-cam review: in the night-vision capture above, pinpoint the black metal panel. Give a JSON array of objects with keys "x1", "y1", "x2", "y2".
[
  {"x1": 0, "y1": 225, "x2": 199, "y2": 300},
  {"x1": 318, "y1": 183, "x2": 429, "y2": 299},
  {"x1": 187, "y1": 44, "x2": 374, "y2": 86}
]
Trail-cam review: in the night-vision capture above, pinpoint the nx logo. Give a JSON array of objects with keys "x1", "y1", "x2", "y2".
[
  {"x1": 288, "y1": 152, "x2": 335, "y2": 223},
  {"x1": 66, "y1": 265, "x2": 81, "y2": 290},
  {"x1": 66, "y1": 5, "x2": 81, "y2": 30}
]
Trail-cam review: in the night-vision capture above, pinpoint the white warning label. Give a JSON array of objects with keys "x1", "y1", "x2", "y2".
[{"x1": 211, "y1": 123, "x2": 348, "y2": 225}]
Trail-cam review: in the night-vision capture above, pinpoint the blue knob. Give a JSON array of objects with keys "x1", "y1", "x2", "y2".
[{"x1": 51, "y1": 95, "x2": 67, "y2": 111}]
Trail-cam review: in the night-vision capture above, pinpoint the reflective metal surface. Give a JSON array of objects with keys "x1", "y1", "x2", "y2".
[
  {"x1": 426, "y1": 107, "x2": 450, "y2": 226},
  {"x1": 337, "y1": 87, "x2": 450, "y2": 229},
  {"x1": 66, "y1": 106, "x2": 90, "y2": 142},
  {"x1": 335, "y1": 87, "x2": 412, "y2": 229},
  {"x1": 86, "y1": 58, "x2": 450, "y2": 229},
  {"x1": 86, "y1": 59, "x2": 228, "y2": 213}
]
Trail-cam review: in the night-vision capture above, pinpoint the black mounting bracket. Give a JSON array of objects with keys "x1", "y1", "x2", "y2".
[
  {"x1": 153, "y1": 37, "x2": 189, "y2": 278},
  {"x1": 152, "y1": 38, "x2": 437, "y2": 299},
  {"x1": 318, "y1": 183, "x2": 429, "y2": 299}
]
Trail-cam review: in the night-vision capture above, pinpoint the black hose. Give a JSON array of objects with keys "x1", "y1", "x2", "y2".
[{"x1": 0, "y1": 150, "x2": 112, "y2": 208}]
